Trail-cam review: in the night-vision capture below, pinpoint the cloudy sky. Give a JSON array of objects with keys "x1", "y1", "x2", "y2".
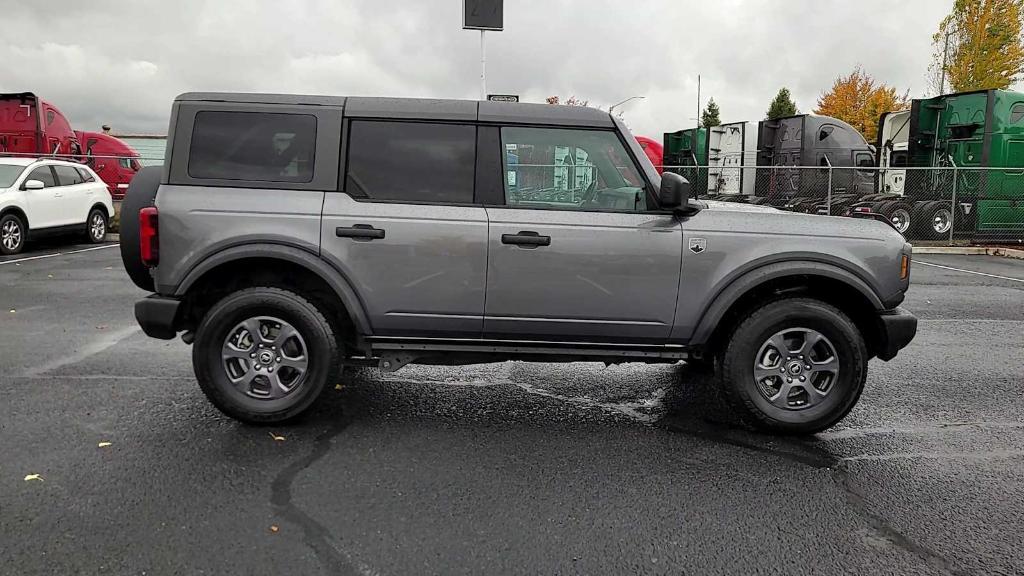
[{"x1": 2, "y1": 0, "x2": 956, "y2": 139}]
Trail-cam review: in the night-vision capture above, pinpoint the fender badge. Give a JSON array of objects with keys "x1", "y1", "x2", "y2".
[{"x1": 689, "y1": 238, "x2": 707, "y2": 254}]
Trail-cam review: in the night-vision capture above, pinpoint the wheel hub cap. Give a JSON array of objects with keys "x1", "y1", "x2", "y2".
[
  {"x1": 753, "y1": 327, "x2": 840, "y2": 411},
  {"x1": 221, "y1": 316, "x2": 309, "y2": 400}
]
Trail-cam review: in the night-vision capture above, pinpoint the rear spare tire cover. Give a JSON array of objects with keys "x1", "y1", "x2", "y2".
[{"x1": 119, "y1": 166, "x2": 162, "y2": 292}]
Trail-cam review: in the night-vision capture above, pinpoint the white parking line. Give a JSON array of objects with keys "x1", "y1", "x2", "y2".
[
  {"x1": 916, "y1": 261, "x2": 1024, "y2": 283},
  {"x1": 0, "y1": 244, "x2": 118, "y2": 266}
]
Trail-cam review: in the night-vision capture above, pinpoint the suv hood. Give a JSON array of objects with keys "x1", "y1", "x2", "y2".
[{"x1": 701, "y1": 199, "x2": 789, "y2": 214}]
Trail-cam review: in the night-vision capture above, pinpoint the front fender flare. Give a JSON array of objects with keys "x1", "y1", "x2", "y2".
[
  {"x1": 687, "y1": 260, "x2": 884, "y2": 346},
  {"x1": 173, "y1": 243, "x2": 372, "y2": 336}
]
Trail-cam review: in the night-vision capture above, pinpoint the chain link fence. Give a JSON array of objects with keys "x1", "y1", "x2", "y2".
[
  {"x1": 661, "y1": 164, "x2": 1024, "y2": 246},
  {"x1": 5, "y1": 149, "x2": 1022, "y2": 246}
]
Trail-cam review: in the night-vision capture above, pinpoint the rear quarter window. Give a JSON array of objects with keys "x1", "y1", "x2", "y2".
[
  {"x1": 187, "y1": 111, "x2": 316, "y2": 183},
  {"x1": 53, "y1": 165, "x2": 84, "y2": 185},
  {"x1": 76, "y1": 167, "x2": 96, "y2": 183}
]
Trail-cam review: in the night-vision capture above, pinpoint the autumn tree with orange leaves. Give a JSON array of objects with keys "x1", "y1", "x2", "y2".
[
  {"x1": 814, "y1": 67, "x2": 909, "y2": 142},
  {"x1": 929, "y1": 0, "x2": 1024, "y2": 93}
]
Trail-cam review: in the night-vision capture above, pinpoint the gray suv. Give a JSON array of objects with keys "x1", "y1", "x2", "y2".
[{"x1": 121, "y1": 92, "x2": 916, "y2": 434}]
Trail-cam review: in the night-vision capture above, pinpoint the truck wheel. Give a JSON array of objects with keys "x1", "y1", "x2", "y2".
[
  {"x1": 717, "y1": 298, "x2": 867, "y2": 434},
  {"x1": 85, "y1": 208, "x2": 107, "y2": 243},
  {"x1": 916, "y1": 201, "x2": 953, "y2": 241},
  {"x1": 887, "y1": 203, "x2": 913, "y2": 236},
  {"x1": 874, "y1": 201, "x2": 912, "y2": 235},
  {"x1": 192, "y1": 287, "x2": 340, "y2": 424},
  {"x1": 1, "y1": 213, "x2": 26, "y2": 255}
]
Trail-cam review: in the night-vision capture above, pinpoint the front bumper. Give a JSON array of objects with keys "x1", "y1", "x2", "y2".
[
  {"x1": 876, "y1": 307, "x2": 917, "y2": 361},
  {"x1": 135, "y1": 295, "x2": 181, "y2": 340}
]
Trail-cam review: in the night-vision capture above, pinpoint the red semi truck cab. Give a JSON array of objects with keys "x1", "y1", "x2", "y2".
[
  {"x1": 0, "y1": 92, "x2": 80, "y2": 157},
  {"x1": 2, "y1": 92, "x2": 141, "y2": 199},
  {"x1": 635, "y1": 135, "x2": 664, "y2": 174},
  {"x1": 76, "y1": 130, "x2": 141, "y2": 199}
]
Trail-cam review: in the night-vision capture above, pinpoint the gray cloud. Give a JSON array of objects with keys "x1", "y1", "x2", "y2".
[{"x1": 0, "y1": 0, "x2": 957, "y2": 139}]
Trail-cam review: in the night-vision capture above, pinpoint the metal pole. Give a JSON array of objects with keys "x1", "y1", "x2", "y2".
[
  {"x1": 949, "y1": 166, "x2": 957, "y2": 244},
  {"x1": 696, "y1": 74, "x2": 701, "y2": 129},
  {"x1": 480, "y1": 30, "x2": 486, "y2": 100},
  {"x1": 824, "y1": 155, "x2": 833, "y2": 216}
]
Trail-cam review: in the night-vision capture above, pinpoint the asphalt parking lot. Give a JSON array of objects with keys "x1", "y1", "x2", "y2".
[{"x1": 1, "y1": 244, "x2": 1022, "y2": 576}]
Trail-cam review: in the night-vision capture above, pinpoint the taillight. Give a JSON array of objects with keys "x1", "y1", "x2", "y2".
[{"x1": 139, "y1": 206, "x2": 159, "y2": 267}]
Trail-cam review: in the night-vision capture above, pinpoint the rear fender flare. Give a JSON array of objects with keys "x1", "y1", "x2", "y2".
[
  {"x1": 688, "y1": 260, "x2": 884, "y2": 346},
  {"x1": 174, "y1": 243, "x2": 372, "y2": 336}
]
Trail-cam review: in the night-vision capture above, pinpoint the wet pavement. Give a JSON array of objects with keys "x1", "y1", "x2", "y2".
[{"x1": 0, "y1": 245, "x2": 1022, "y2": 575}]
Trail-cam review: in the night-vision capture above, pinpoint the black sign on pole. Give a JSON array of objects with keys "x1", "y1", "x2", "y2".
[
  {"x1": 463, "y1": 0, "x2": 503, "y2": 31},
  {"x1": 487, "y1": 94, "x2": 519, "y2": 103}
]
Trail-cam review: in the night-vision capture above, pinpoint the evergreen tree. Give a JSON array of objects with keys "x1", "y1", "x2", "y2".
[
  {"x1": 766, "y1": 88, "x2": 799, "y2": 120},
  {"x1": 701, "y1": 98, "x2": 722, "y2": 127}
]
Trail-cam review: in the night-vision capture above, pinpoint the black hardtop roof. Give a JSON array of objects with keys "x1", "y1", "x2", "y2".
[{"x1": 174, "y1": 92, "x2": 614, "y2": 127}]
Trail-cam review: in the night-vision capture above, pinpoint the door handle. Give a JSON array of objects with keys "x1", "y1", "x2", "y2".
[
  {"x1": 501, "y1": 231, "x2": 551, "y2": 247},
  {"x1": 336, "y1": 224, "x2": 385, "y2": 241}
]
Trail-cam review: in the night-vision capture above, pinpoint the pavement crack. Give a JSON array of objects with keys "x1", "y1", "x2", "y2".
[
  {"x1": 270, "y1": 417, "x2": 359, "y2": 576},
  {"x1": 831, "y1": 461, "x2": 969, "y2": 576}
]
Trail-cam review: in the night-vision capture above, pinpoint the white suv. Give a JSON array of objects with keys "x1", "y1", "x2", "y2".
[{"x1": 0, "y1": 157, "x2": 115, "y2": 255}]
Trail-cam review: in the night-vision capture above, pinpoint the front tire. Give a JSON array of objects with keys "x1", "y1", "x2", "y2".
[
  {"x1": 86, "y1": 208, "x2": 107, "y2": 243},
  {"x1": 1, "y1": 213, "x2": 26, "y2": 255},
  {"x1": 192, "y1": 287, "x2": 340, "y2": 424},
  {"x1": 717, "y1": 298, "x2": 867, "y2": 434}
]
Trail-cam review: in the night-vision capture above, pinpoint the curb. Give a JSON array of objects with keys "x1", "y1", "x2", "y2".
[
  {"x1": 105, "y1": 233, "x2": 120, "y2": 242},
  {"x1": 912, "y1": 246, "x2": 1024, "y2": 259}
]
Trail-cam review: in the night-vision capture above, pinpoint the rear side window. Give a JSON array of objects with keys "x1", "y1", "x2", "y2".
[
  {"x1": 54, "y1": 165, "x2": 84, "y2": 185},
  {"x1": 188, "y1": 111, "x2": 316, "y2": 183},
  {"x1": 1010, "y1": 103, "x2": 1024, "y2": 124},
  {"x1": 345, "y1": 121, "x2": 475, "y2": 203},
  {"x1": 76, "y1": 167, "x2": 96, "y2": 182},
  {"x1": 27, "y1": 166, "x2": 56, "y2": 187}
]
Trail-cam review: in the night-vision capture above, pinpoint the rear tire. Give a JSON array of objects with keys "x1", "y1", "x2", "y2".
[
  {"x1": 1, "y1": 213, "x2": 26, "y2": 255},
  {"x1": 717, "y1": 298, "x2": 867, "y2": 434},
  {"x1": 914, "y1": 201, "x2": 952, "y2": 241},
  {"x1": 86, "y1": 208, "x2": 107, "y2": 243},
  {"x1": 192, "y1": 287, "x2": 340, "y2": 424}
]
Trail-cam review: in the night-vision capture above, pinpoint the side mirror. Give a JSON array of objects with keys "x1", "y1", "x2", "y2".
[
  {"x1": 23, "y1": 179, "x2": 45, "y2": 190},
  {"x1": 659, "y1": 171, "x2": 690, "y2": 208}
]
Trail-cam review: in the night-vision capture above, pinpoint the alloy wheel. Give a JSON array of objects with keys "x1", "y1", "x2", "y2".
[
  {"x1": 2, "y1": 220, "x2": 22, "y2": 251},
  {"x1": 890, "y1": 208, "x2": 911, "y2": 234},
  {"x1": 90, "y1": 213, "x2": 106, "y2": 241},
  {"x1": 932, "y1": 208, "x2": 952, "y2": 235},
  {"x1": 221, "y1": 316, "x2": 309, "y2": 399},
  {"x1": 753, "y1": 327, "x2": 840, "y2": 410}
]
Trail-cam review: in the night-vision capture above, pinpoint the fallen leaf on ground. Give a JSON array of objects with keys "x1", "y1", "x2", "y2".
[
  {"x1": 98, "y1": 442, "x2": 112, "y2": 448},
  {"x1": 104, "y1": 266, "x2": 113, "y2": 270},
  {"x1": 335, "y1": 384, "x2": 344, "y2": 390},
  {"x1": 269, "y1": 433, "x2": 285, "y2": 442},
  {"x1": 47, "y1": 274, "x2": 53, "y2": 278},
  {"x1": 270, "y1": 525, "x2": 280, "y2": 533},
  {"x1": 24, "y1": 474, "x2": 43, "y2": 482},
  {"x1": 95, "y1": 325, "x2": 109, "y2": 330},
  {"x1": 9, "y1": 309, "x2": 15, "y2": 313}
]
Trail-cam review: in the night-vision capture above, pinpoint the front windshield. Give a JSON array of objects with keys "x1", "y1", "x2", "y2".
[{"x1": 0, "y1": 165, "x2": 25, "y2": 188}]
